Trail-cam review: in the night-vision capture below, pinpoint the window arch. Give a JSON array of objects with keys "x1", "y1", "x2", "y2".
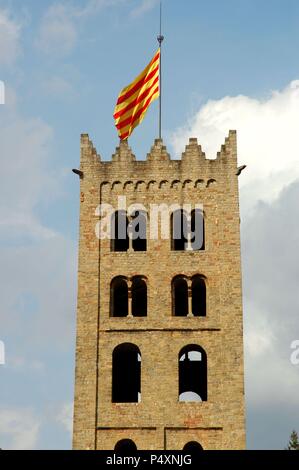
[
  {"x1": 179, "y1": 345, "x2": 207, "y2": 402},
  {"x1": 171, "y1": 209, "x2": 188, "y2": 251},
  {"x1": 114, "y1": 439, "x2": 137, "y2": 453},
  {"x1": 132, "y1": 276, "x2": 147, "y2": 317},
  {"x1": 192, "y1": 275, "x2": 206, "y2": 317},
  {"x1": 111, "y1": 210, "x2": 129, "y2": 252},
  {"x1": 112, "y1": 343, "x2": 141, "y2": 403},
  {"x1": 172, "y1": 275, "x2": 206, "y2": 317},
  {"x1": 110, "y1": 276, "x2": 147, "y2": 317},
  {"x1": 110, "y1": 276, "x2": 128, "y2": 317},
  {"x1": 171, "y1": 208, "x2": 205, "y2": 251},
  {"x1": 183, "y1": 441, "x2": 203, "y2": 451},
  {"x1": 172, "y1": 276, "x2": 188, "y2": 316},
  {"x1": 191, "y1": 209, "x2": 205, "y2": 251},
  {"x1": 131, "y1": 210, "x2": 147, "y2": 252},
  {"x1": 111, "y1": 210, "x2": 147, "y2": 252}
]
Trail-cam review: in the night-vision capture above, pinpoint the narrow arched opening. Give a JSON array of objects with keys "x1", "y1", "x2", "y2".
[
  {"x1": 179, "y1": 345, "x2": 207, "y2": 402},
  {"x1": 172, "y1": 276, "x2": 188, "y2": 316},
  {"x1": 132, "y1": 276, "x2": 147, "y2": 317},
  {"x1": 171, "y1": 210, "x2": 188, "y2": 251},
  {"x1": 191, "y1": 209, "x2": 205, "y2": 251},
  {"x1": 110, "y1": 277, "x2": 128, "y2": 317},
  {"x1": 192, "y1": 275, "x2": 206, "y2": 317},
  {"x1": 112, "y1": 343, "x2": 141, "y2": 403},
  {"x1": 111, "y1": 210, "x2": 129, "y2": 252},
  {"x1": 131, "y1": 211, "x2": 147, "y2": 252}
]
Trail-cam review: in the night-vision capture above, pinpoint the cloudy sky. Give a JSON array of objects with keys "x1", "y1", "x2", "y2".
[{"x1": 1, "y1": 0, "x2": 299, "y2": 450}]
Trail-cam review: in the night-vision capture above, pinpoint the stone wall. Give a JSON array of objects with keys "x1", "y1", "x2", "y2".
[{"x1": 72, "y1": 131, "x2": 246, "y2": 450}]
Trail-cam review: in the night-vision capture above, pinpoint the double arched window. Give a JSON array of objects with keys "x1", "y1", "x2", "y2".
[
  {"x1": 110, "y1": 276, "x2": 147, "y2": 317},
  {"x1": 172, "y1": 275, "x2": 206, "y2": 317},
  {"x1": 110, "y1": 208, "x2": 205, "y2": 252},
  {"x1": 111, "y1": 210, "x2": 147, "y2": 252},
  {"x1": 171, "y1": 209, "x2": 205, "y2": 251},
  {"x1": 110, "y1": 275, "x2": 206, "y2": 318}
]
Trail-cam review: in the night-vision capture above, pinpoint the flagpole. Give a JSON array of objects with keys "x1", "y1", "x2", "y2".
[{"x1": 157, "y1": 1, "x2": 164, "y2": 139}]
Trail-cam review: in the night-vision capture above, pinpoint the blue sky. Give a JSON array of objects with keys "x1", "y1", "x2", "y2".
[{"x1": 1, "y1": 0, "x2": 299, "y2": 449}]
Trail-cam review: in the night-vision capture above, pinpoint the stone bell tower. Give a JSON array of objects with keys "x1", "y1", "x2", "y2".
[{"x1": 72, "y1": 131, "x2": 246, "y2": 450}]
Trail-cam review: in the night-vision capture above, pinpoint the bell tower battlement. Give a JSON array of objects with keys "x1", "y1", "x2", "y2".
[
  {"x1": 73, "y1": 131, "x2": 246, "y2": 451},
  {"x1": 79, "y1": 130, "x2": 238, "y2": 184}
]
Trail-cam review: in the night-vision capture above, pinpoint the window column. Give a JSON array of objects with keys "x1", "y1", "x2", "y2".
[
  {"x1": 127, "y1": 279, "x2": 133, "y2": 317},
  {"x1": 187, "y1": 278, "x2": 193, "y2": 317}
]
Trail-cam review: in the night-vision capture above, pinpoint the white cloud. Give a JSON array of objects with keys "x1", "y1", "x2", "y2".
[
  {"x1": 41, "y1": 76, "x2": 76, "y2": 99},
  {"x1": 36, "y1": 1, "x2": 156, "y2": 56},
  {"x1": 171, "y1": 80, "x2": 299, "y2": 212},
  {"x1": 244, "y1": 302, "x2": 295, "y2": 407},
  {"x1": 0, "y1": 24, "x2": 77, "y2": 450},
  {"x1": 36, "y1": 4, "x2": 77, "y2": 57},
  {"x1": 0, "y1": 407, "x2": 40, "y2": 450},
  {"x1": 245, "y1": 325, "x2": 299, "y2": 408},
  {"x1": 0, "y1": 86, "x2": 62, "y2": 241},
  {"x1": 56, "y1": 402, "x2": 73, "y2": 434},
  {"x1": 242, "y1": 180, "x2": 299, "y2": 412},
  {"x1": 9, "y1": 356, "x2": 45, "y2": 372},
  {"x1": 0, "y1": 86, "x2": 77, "y2": 345},
  {"x1": 245, "y1": 314, "x2": 274, "y2": 359},
  {"x1": 0, "y1": 235, "x2": 77, "y2": 347},
  {"x1": 130, "y1": 0, "x2": 159, "y2": 18},
  {"x1": 75, "y1": 0, "x2": 127, "y2": 18},
  {"x1": 0, "y1": 9, "x2": 21, "y2": 65},
  {"x1": 171, "y1": 82, "x2": 299, "y2": 447}
]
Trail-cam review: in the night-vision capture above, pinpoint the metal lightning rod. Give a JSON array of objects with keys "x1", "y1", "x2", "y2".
[{"x1": 157, "y1": 1, "x2": 164, "y2": 139}]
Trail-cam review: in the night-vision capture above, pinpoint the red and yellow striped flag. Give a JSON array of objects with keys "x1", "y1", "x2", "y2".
[{"x1": 113, "y1": 49, "x2": 160, "y2": 140}]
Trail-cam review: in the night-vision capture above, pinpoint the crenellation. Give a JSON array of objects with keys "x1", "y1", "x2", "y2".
[
  {"x1": 181, "y1": 137, "x2": 206, "y2": 164},
  {"x1": 80, "y1": 132, "x2": 239, "y2": 187},
  {"x1": 146, "y1": 138, "x2": 170, "y2": 162},
  {"x1": 112, "y1": 139, "x2": 136, "y2": 163},
  {"x1": 80, "y1": 131, "x2": 237, "y2": 194}
]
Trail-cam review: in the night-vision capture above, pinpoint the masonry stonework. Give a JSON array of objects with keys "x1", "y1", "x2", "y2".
[{"x1": 72, "y1": 131, "x2": 246, "y2": 450}]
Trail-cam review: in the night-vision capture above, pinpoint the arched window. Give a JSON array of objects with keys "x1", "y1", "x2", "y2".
[
  {"x1": 131, "y1": 211, "x2": 147, "y2": 252},
  {"x1": 183, "y1": 441, "x2": 203, "y2": 451},
  {"x1": 179, "y1": 345, "x2": 207, "y2": 402},
  {"x1": 132, "y1": 276, "x2": 147, "y2": 317},
  {"x1": 110, "y1": 277, "x2": 128, "y2": 317},
  {"x1": 110, "y1": 276, "x2": 148, "y2": 317},
  {"x1": 112, "y1": 343, "x2": 141, "y2": 403},
  {"x1": 172, "y1": 275, "x2": 206, "y2": 317},
  {"x1": 172, "y1": 276, "x2": 188, "y2": 316},
  {"x1": 192, "y1": 275, "x2": 206, "y2": 317},
  {"x1": 171, "y1": 209, "x2": 205, "y2": 251},
  {"x1": 111, "y1": 210, "x2": 129, "y2": 252},
  {"x1": 191, "y1": 209, "x2": 205, "y2": 251},
  {"x1": 114, "y1": 439, "x2": 137, "y2": 453},
  {"x1": 171, "y1": 210, "x2": 188, "y2": 251}
]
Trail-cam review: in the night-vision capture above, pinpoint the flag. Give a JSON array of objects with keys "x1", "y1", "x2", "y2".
[{"x1": 113, "y1": 49, "x2": 160, "y2": 140}]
